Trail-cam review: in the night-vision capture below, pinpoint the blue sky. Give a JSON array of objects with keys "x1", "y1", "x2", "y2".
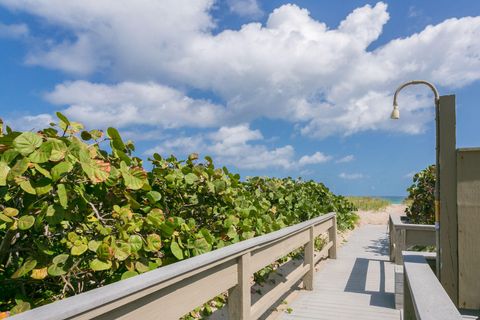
[{"x1": 1, "y1": 0, "x2": 480, "y2": 196}]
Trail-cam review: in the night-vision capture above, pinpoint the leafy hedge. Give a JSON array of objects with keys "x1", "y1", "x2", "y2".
[
  {"x1": 0, "y1": 114, "x2": 357, "y2": 316},
  {"x1": 405, "y1": 165, "x2": 435, "y2": 224}
]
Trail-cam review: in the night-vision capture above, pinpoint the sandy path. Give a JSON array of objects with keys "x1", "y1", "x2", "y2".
[{"x1": 356, "y1": 204, "x2": 406, "y2": 225}]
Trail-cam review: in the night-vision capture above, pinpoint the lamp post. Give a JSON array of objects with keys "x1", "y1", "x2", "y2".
[{"x1": 391, "y1": 80, "x2": 441, "y2": 277}]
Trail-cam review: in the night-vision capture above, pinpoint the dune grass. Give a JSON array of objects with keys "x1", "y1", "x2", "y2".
[{"x1": 346, "y1": 196, "x2": 391, "y2": 211}]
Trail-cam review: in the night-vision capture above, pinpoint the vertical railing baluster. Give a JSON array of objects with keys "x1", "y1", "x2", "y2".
[
  {"x1": 228, "y1": 252, "x2": 251, "y2": 320},
  {"x1": 304, "y1": 226, "x2": 315, "y2": 290},
  {"x1": 329, "y1": 215, "x2": 337, "y2": 259}
]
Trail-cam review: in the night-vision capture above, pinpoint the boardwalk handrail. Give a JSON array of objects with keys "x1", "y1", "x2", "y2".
[
  {"x1": 10, "y1": 212, "x2": 337, "y2": 320},
  {"x1": 389, "y1": 214, "x2": 435, "y2": 264},
  {"x1": 402, "y1": 252, "x2": 462, "y2": 320}
]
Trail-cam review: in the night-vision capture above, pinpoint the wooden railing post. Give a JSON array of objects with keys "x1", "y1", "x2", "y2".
[
  {"x1": 328, "y1": 216, "x2": 337, "y2": 259},
  {"x1": 304, "y1": 226, "x2": 315, "y2": 290},
  {"x1": 228, "y1": 252, "x2": 251, "y2": 320},
  {"x1": 395, "y1": 229, "x2": 406, "y2": 265}
]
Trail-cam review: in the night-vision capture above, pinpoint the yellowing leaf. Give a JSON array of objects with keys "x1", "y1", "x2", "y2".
[
  {"x1": 4, "y1": 207, "x2": 19, "y2": 217},
  {"x1": 18, "y1": 216, "x2": 35, "y2": 230},
  {"x1": 30, "y1": 267, "x2": 48, "y2": 280},
  {"x1": 0, "y1": 161, "x2": 10, "y2": 186}
]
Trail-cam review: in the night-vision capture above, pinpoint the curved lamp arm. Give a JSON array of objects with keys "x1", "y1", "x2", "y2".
[{"x1": 391, "y1": 80, "x2": 440, "y2": 119}]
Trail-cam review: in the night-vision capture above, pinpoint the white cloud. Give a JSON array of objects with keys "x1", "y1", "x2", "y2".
[
  {"x1": 0, "y1": 21, "x2": 28, "y2": 38},
  {"x1": 146, "y1": 124, "x2": 296, "y2": 170},
  {"x1": 339, "y1": 172, "x2": 364, "y2": 180},
  {"x1": 298, "y1": 152, "x2": 332, "y2": 166},
  {"x1": 7, "y1": 114, "x2": 54, "y2": 131},
  {"x1": 227, "y1": 0, "x2": 263, "y2": 18},
  {"x1": 2, "y1": 2, "x2": 480, "y2": 137},
  {"x1": 336, "y1": 155, "x2": 355, "y2": 163},
  {"x1": 45, "y1": 81, "x2": 226, "y2": 129}
]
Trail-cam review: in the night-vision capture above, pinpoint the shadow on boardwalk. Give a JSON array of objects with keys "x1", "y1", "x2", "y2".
[{"x1": 282, "y1": 225, "x2": 400, "y2": 320}]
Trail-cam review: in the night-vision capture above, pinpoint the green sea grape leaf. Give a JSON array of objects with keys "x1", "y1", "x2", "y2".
[
  {"x1": 120, "y1": 162, "x2": 147, "y2": 190},
  {"x1": 146, "y1": 234, "x2": 161, "y2": 252},
  {"x1": 71, "y1": 244, "x2": 88, "y2": 256},
  {"x1": 18, "y1": 216, "x2": 35, "y2": 230},
  {"x1": 146, "y1": 191, "x2": 162, "y2": 203},
  {"x1": 114, "y1": 243, "x2": 131, "y2": 261},
  {"x1": 107, "y1": 127, "x2": 126, "y2": 151},
  {"x1": 4, "y1": 207, "x2": 18, "y2": 217},
  {"x1": 10, "y1": 301, "x2": 31, "y2": 315},
  {"x1": 90, "y1": 259, "x2": 112, "y2": 271},
  {"x1": 184, "y1": 173, "x2": 198, "y2": 185},
  {"x1": 170, "y1": 241, "x2": 183, "y2": 260},
  {"x1": 0, "y1": 161, "x2": 10, "y2": 185},
  {"x1": 128, "y1": 235, "x2": 143, "y2": 252},
  {"x1": 28, "y1": 141, "x2": 53, "y2": 163},
  {"x1": 57, "y1": 184, "x2": 68, "y2": 208},
  {"x1": 11, "y1": 259, "x2": 37, "y2": 279},
  {"x1": 51, "y1": 161, "x2": 73, "y2": 181},
  {"x1": 121, "y1": 270, "x2": 138, "y2": 280},
  {"x1": 13, "y1": 132, "x2": 43, "y2": 155}
]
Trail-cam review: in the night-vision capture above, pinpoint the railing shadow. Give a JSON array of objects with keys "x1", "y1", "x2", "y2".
[{"x1": 344, "y1": 257, "x2": 395, "y2": 308}]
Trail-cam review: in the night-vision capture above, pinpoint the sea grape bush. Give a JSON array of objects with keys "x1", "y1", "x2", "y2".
[
  {"x1": 0, "y1": 114, "x2": 357, "y2": 315},
  {"x1": 405, "y1": 165, "x2": 435, "y2": 224}
]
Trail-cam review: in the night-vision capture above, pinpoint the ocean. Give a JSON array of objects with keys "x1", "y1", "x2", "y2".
[{"x1": 377, "y1": 196, "x2": 406, "y2": 204}]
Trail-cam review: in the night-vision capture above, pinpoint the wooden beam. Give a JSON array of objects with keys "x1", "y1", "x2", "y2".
[
  {"x1": 457, "y1": 149, "x2": 480, "y2": 309},
  {"x1": 438, "y1": 95, "x2": 458, "y2": 305}
]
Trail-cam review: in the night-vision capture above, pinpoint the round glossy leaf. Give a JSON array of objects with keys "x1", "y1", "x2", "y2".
[
  {"x1": 30, "y1": 267, "x2": 48, "y2": 280},
  {"x1": 52, "y1": 254, "x2": 69, "y2": 265},
  {"x1": 170, "y1": 241, "x2": 183, "y2": 260},
  {"x1": 47, "y1": 264, "x2": 67, "y2": 276},
  {"x1": 18, "y1": 216, "x2": 35, "y2": 230},
  {"x1": 121, "y1": 270, "x2": 138, "y2": 280},
  {"x1": 71, "y1": 244, "x2": 88, "y2": 256},
  {"x1": 11, "y1": 259, "x2": 37, "y2": 278},
  {"x1": 10, "y1": 301, "x2": 31, "y2": 315},
  {"x1": 146, "y1": 234, "x2": 161, "y2": 252},
  {"x1": 135, "y1": 261, "x2": 150, "y2": 273},
  {"x1": 114, "y1": 243, "x2": 131, "y2": 261},
  {"x1": 3, "y1": 208, "x2": 18, "y2": 217},
  {"x1": 128, "y1": 235, "x2": 142, "y2": 252},
  {"x1": 13, "y1": 132, "x2": 43, "y2": 155},
  {"x1": 88, "y1": 240, "x2": 100, "y2": 252},
  {"x1": 90, "y1": 258, "x2": 112, "y2": 271},
  {"x1": 146, "y1": 191, "x2": 162, "y2": 203}
]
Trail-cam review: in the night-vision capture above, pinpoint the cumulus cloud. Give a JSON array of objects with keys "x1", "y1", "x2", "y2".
[
  {"x1": 0, "y1": 21, "x2": 28, "y2": 38},
  {"x1": 45, "y1": 81, "x2": 226, "y2": 129},
  {"x1": 339, "y1": 172, "x2": 364, "y2": 180},
  {"x1": 298, "y1": 152, "x2": 332, "y2": 166},
  {"x1": 146, "y1": 124, "x2": 296, "y2": 170},
  {"x1": 2, "y1": 1, "x2": 480, "y2": 138},
  {"x1": 7, "y1": 114, "x2": 54, "y2": 131},
  {"x1": 336, "y1": 155, "x2": 355, "y2": 163},
  {"x1": 227, "y1": 0, "x2": 263, "y2": 18}
]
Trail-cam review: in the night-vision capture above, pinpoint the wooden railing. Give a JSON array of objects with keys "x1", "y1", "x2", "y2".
[
  {"x1": 403, "y1": 252, "x2": 462, "y2": 320},
  {"x1": 389, "y1": 214, "x2": 435, "y2": 264},
  {"x1": 10, "y1": 213, "x2": 337, "y2": 320}
]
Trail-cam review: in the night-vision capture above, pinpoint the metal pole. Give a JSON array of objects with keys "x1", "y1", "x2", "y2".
[{"x1": 391, "y1": 80, "x2": 441, "y2": 277}]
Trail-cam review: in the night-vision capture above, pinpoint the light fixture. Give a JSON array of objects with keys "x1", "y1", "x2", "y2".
[{"x1": 390, "y1": 80, "x2": 439, "y2": 120}]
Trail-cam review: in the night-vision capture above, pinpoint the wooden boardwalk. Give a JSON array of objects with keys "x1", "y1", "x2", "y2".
[{"x1": 282, "y1": 225, "x2": 401, "y2": 320}]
